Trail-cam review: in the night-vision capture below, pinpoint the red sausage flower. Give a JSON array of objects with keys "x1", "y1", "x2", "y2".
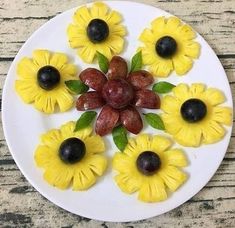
[{"x1": 76, "y1": 55, "x2": 160, "y2": 136}]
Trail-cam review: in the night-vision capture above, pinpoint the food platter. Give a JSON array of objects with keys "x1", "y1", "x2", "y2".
[{"x1": 2, "y1": 1, "x2": 233, "y2": 222}]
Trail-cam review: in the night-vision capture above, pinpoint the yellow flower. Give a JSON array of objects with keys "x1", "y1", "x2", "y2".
[
  {"x1": 161, "y1": 83, "x2": 232, "y2": 147},
  {"x1": 112, "y1": 134, "x2": 188, "y2": 202},
  {"x1": 15, "y1": 49, "x2": 77, "y2": 114},
  {"x1": 35, "y1": 121, "x2": 107, "y2": 190},
  {"x1": 67, "y1": 2, "x2": 126, "y2": 63},
  {"x1": 139, "y1": 16, "x2": 200, "y2": 77}
]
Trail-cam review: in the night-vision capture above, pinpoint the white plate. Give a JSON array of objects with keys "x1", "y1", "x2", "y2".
[{"x1": 2, "y1": 1, "x2": 233, "y2": 222}]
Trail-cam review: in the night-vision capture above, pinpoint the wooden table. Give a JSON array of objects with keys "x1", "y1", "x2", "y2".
[{"x1": 0, "y1": 0, "x2": 234, "y2": 227}]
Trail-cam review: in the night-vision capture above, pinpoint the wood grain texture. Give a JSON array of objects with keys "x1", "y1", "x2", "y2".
[{"x1": 0, "y1": 0, "x2": 235, "y2": 227}]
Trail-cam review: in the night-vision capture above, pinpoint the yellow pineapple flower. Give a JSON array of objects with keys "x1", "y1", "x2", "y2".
[
  {"x1": 139, "y1": 16, "x2": 200, "y2": 77},
  {"x1": 161, "y1": 83, "x2": 232, "y2": 147},
  {"x1": 112, "y1": 134, "x2": 188, "y2": 202},
  {"x1": 15, "y1": 49, "x2": 77, "y2": 114},
  {"x1": 67, "y1": 2, "x2": 126, "y2": 63},
  {"x1": 35, "y1": 121, "x2": 107, "y2": 190}
]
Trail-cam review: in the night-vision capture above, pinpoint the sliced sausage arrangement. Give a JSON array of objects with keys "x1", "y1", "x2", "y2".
[{"x1": 76, "y1": 56, "x2": 160, "y2": 136}]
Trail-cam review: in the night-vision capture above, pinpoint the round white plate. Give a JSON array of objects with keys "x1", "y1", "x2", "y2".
[{"x1": 2, "y1": 1, "x2": 233, "y2": 222}]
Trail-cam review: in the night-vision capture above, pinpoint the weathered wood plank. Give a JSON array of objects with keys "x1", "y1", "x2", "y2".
[
  {"x1": 0, "y1": 55, "x2": 234, "y2": 83},
  {"x1": 1, "y1": 176, "x2": 235, "y2": 228},
  {"x1": 0, "y1": 56, "x2": 234, "y2": 114},
  {"x1": 0, "y1": 19, "x2": 48, "y2": 58},
  {"x1": 219, "y1": 57, "x2": 235, "y2": 82},
  {"x1": 1, "y1": 153, "x2": 234, "y2": 188},
  {"x1": 0, "y1": 56, "x2": 234, "y2": 113},
  {"x1": 0, "y1": 0, "x2": 234, "y2": 19}
]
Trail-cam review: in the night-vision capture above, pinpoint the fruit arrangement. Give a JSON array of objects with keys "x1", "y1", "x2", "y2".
[
  {"x1": 113, "y1": 134, "x2": 188, "y2": 202},
  {"x1": 14, "y1": 2, "x2": 232, "y2": 203},
  {"x1": 15, "y1": 50, "x2": 77, "y2": 113},
  {"x1": 35, "y1": 122, "x2": 107, "y2": 190},
  {"x1": 161, "y1": 83, "x2": 232, "y2": 147},
  {"x1": 67, "y1": 2, "x2": 126, "y2": 63},
  {"x1": 139, "y1": 16, "x2": 200, "y2": 77}
]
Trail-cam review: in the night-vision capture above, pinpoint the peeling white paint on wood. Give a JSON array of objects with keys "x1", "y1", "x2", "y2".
[{"x1": 0, "y1": 0, "x2": 235, "y2": 227}]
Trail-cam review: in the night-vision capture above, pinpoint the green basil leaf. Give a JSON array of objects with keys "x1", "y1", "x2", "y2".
[
  {"x1": 74, "y1": 111, "x2": 97, "y2": 132},
  {"x1": 130, "y1": 51, "x2": 142, "y2": 72},
  {"x1": 152, "y1": 81, "x2": 175, "y2": 94},
  {"x1": 112, "y1": 125, "x2": 128, "y2": 151},
  {"x1": 144, "y1": 113, "x2": 165, "y2": 130},
  {"x1": 97, "y1": 51, "x2": 109, "y2": 73},
  {"x1": 65, "y1": 80, "x2": 89, "y2": 94}
]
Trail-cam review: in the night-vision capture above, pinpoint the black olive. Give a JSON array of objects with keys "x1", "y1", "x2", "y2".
[
  {"x1": 155, "y1": 36, "x2": 177, "y2": 58},
  {"x1": 181, "y1": 98, "x2": 207, "y2": 123},
  {"x1": 59, "y1": 137, "x2": 86, "y2": 164},
  {"x1": 87, "y1": 19, "x2": 109, "y2": 43},
  {"x1": 136, "y1": 151, "x2": 161, "y2": 176},
  {"x1": 37, "y1": 65, "x2": 60, "y2": 90}
]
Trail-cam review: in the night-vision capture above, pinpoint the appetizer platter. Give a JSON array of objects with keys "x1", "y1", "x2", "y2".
[{"x1": 2, "y1": 1, "x2": 233, "y2": 222}]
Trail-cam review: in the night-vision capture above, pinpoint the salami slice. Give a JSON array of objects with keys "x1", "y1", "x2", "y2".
[
  {"x1": 76, "y1": 91, "x2": 105, "y2": 111},
  {"x1": 107, "y1": 56, "x2": 128, "y2": 80},
  {"x1": 127, "y1": 70, "x2": 154, "y2": 90},
  {"x1": 79, "y1": 68, "x2": 107, "y2": 92},
  {"x1": 95, "y1": 105, "x2": 120, "y2": 136},
  {"x1": 134, "y1": 89, "x2": 160, "y2": 109},
  {"x1": 120, "y1": 106, "x2": 143, "y2": 134}
]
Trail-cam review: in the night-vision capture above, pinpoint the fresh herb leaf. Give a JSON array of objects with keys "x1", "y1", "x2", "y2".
[
  {"x1": 74, "y1": 111, "x2": 97, "y2": 132},
  {"x1": 97, "y1": 51, "x2": 109, "y2": 73},
  {"x1": 65, "y1": 80, "x2": 89, "y2": 94},
  {"x1": 144, "y1": 113, "x2": 165, "y2": 130},
  {"x1": 130, "y1": 51, "x2": 142, "y2": 72},
  {"x1": 152, "y1": 81, "x2": 175, "y2": 94},
  {"x1": 112, "y1": 125, "x2": 128, "y2": 151}
]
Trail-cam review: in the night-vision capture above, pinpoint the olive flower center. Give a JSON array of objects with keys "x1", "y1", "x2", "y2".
[
  {"x1": 37, "y1": 65, "x2": 60, "y2": 90},
  {"x1": 181, "y1": 98, "x2": 207, "y2": 123},
  {"x1": 87, "y1": 18, "x2": 109, "y2": 43},
  {"x1": 102, "y1": 79, "x2": 134, "y2": 109},
  {"x1": 136, "y1": 151, "x2": 161, "y2": 176},
  {"x1": 155, "y1": 36, "x2": 177, "y2": 58},
  {"x1": 59, "y1": 137, "x2": 86, "y2": 164}
]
